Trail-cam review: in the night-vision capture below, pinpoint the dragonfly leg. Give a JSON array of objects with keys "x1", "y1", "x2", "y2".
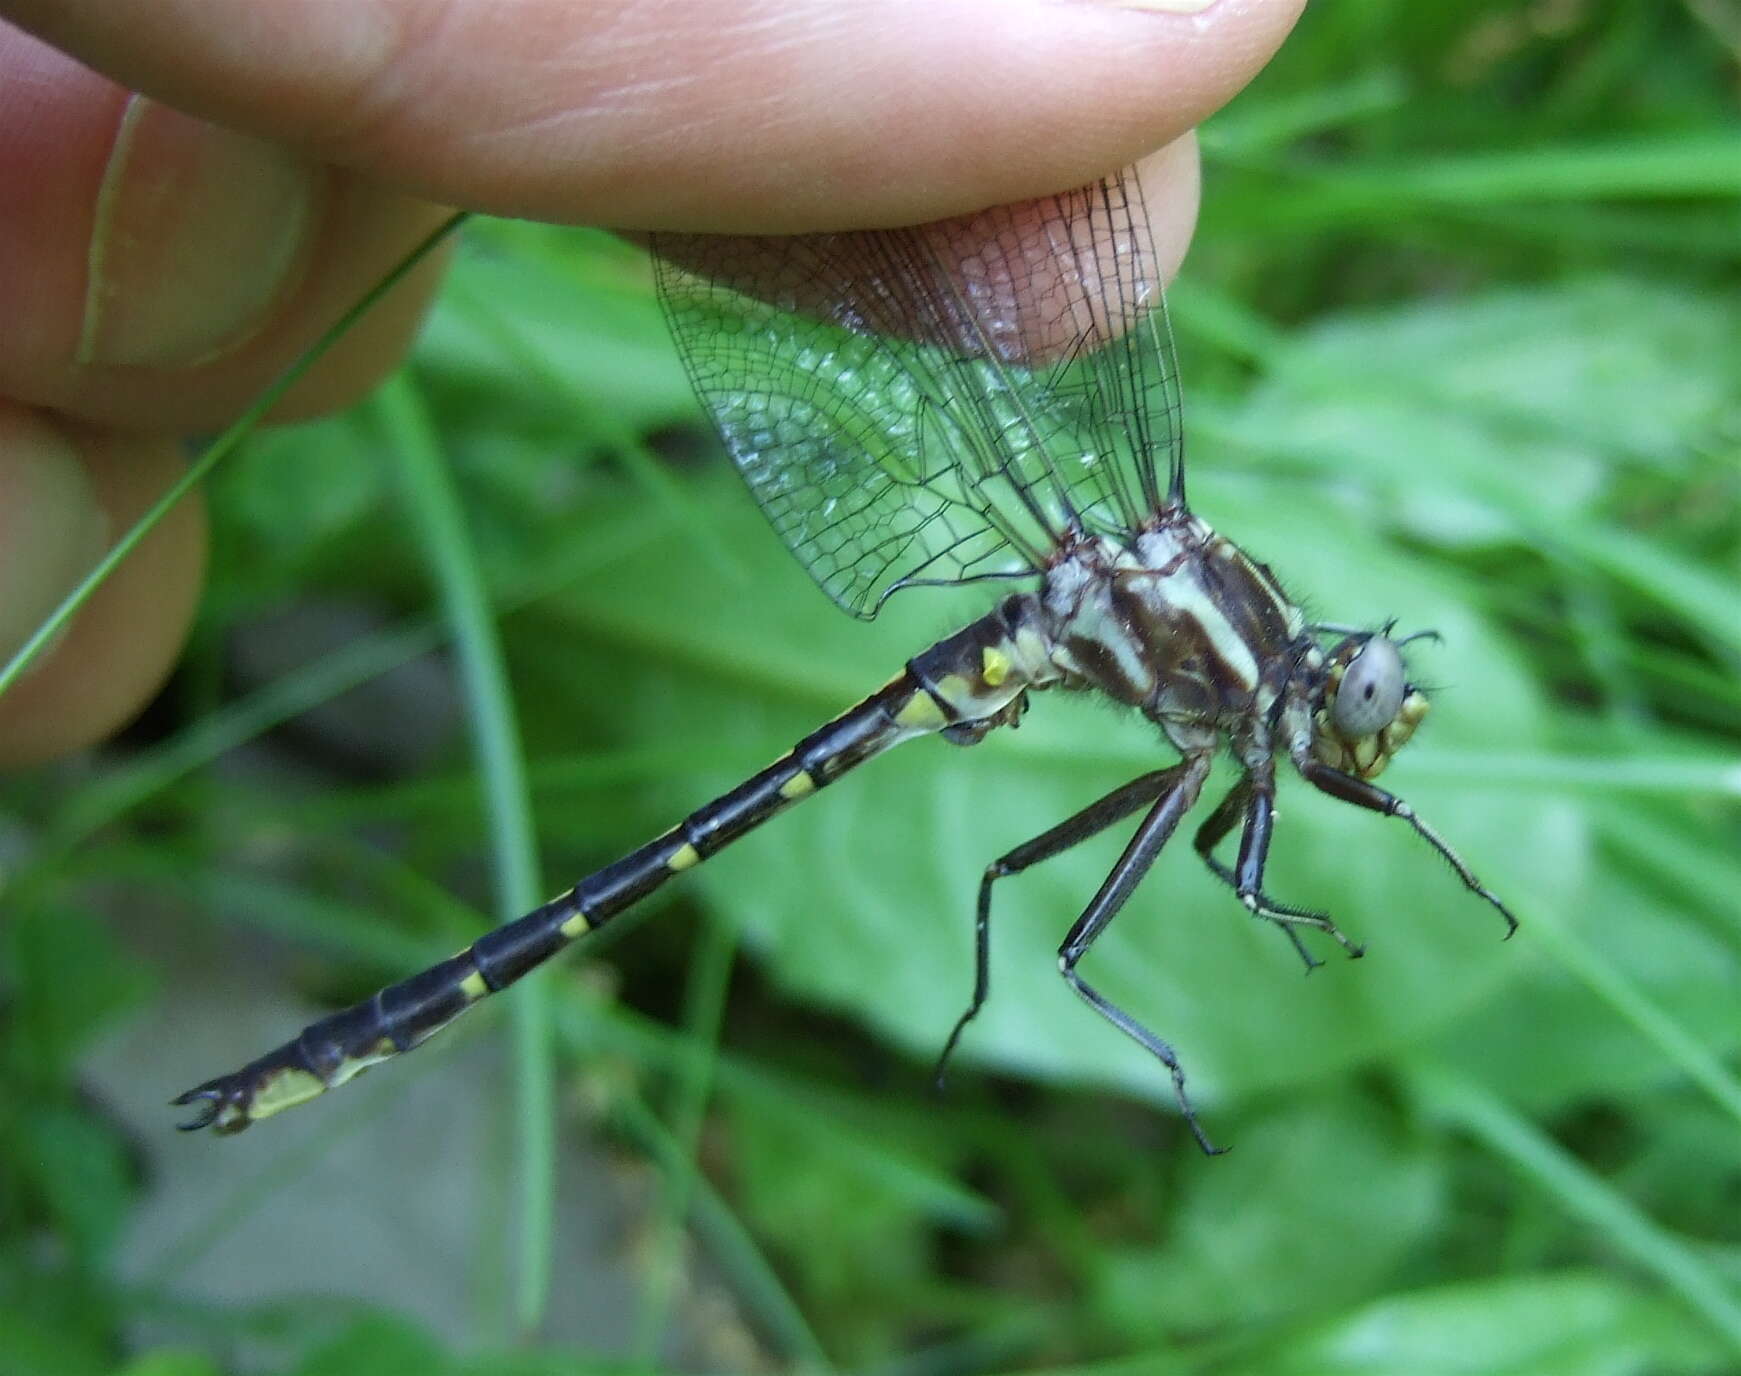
[
  {"x1": 1055, "y1": 753, "x2": 1225, "y2": 1155},
  {"x1": 934, "y1": 764, "x2": 1187, "y2": 1086},
  {"x1": 939, "y1": 694, "x2": 1027, "y2": 746},
  {"x1": 1295, "y1": 757, "x2": 1517, "y2": 937},
  {"x1": 1192, "y1": 776, "x2": 1315, "y2": 969},
  {"x1": 1193, "y1": 772, "x2": 1364, "y2": 966}
]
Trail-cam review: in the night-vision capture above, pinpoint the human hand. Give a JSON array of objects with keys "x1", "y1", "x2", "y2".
[{"x1": 0, "y1": 0, "x2": 1303, "y2": 765}]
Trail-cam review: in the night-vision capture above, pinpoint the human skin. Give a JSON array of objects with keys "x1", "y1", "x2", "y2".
[{"x1": 0, "y1": 0, "x2": 1304, "y2": 765}]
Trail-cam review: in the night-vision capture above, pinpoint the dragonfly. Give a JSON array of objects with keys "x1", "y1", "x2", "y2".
[{"x1": 175, "y1": 167, "x2": 1515, "y2": 1152}]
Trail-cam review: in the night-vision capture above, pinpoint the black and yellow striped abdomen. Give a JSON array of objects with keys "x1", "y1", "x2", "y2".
[{"x1": 174, "y1": 599, "x2": 1051, "y2": 1133}]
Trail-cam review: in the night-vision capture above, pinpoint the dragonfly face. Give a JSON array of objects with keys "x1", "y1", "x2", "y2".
[
  {"x1": 176, "y1": 167, "x2": 1514, "y2": 1151},
  {"x1": 1311, "y1": 632, "x2": 1432, "y2": 782}
]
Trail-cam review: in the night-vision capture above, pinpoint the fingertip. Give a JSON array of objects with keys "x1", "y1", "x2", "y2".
[
  {"x1": 1132, "y1": 134, "x2": 1202, "y2": 285},
  {"x1": 552, "y1": 0, "x2": 1297, "y2": 231},
  {"x1": 0, "y1": 410, "x2": 205, "y2": 766}
]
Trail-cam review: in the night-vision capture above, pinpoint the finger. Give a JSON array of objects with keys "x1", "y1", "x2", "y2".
[
  {"x1": 6, "y1": 0, "x2": 1303, "y2": 232},
  {"x1": 0, "y1": 24, "x2": 451, "y2": 433},
  {"x1": 0, "y1": 406, "x2": 205, "y2": 766}
]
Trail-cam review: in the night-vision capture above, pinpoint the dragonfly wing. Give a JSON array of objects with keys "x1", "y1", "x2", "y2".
[{"x1": 653, "y1": 166, "x2": 1185, "y2": 618}]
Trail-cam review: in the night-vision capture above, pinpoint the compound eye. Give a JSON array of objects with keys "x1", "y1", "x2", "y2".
[{"x1": 1332, "y1": 636, "x2": 1407, "y2": 737}]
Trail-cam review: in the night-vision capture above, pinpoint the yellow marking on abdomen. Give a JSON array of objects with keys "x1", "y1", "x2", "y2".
[
  {"x1": 934, "y1": 673, "x2": 976, "y2": 708},
  {"x1": 253, "y1": 1067, "x2": 328, "y2": 1120},
  {"x1": 459, "y1": 970, "x2": 488, "y2": 1000},
  {"x1": 327, "y1": 1039, "x2": 400, "y2": 1091},
  {"x1": 560, "y1": 909, "x2": 591, "y2": 939},
  {"x1": 779, "y1": 770, "x2": 816, "y2": 800},
  {"x1": 668, "y1": 842, "x2": 702, "y2": 872},
  {"x1": 981, "y1": 645, "x2": 1011, "y2": 687},
  {"x1": 894, "y1": 691, "x2": 948, "y2": 731}
]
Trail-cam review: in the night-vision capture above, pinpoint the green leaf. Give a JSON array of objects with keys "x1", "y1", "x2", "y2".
[
  {"x1": 0, "y1": 1304, "x2": 107, "y2": 1376},
  {"x1": 289, "y1": 1314, "x2": 452, "y2": 1376},
  {"x1": 723, "y1": 1094, "x2": 948, "y2": 1363},
  {"x1": 18, "y1": 1104, "x2": 135, "y2": 1266},
  {"x1": 1, "y1": 904, "x2": 148, "y2": 1080},
  {"x1": 1245, "y1": 1270, "x2": 1723, "y2": 1375},
  {"x1": 112, "y1": 1352, "x2": 224, "y2": 1376},
  {"x1": 1096, "y1": 1091, "x2": 1446, "y2": 1332}
]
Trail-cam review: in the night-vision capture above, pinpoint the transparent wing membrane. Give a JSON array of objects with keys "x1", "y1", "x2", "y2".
[{"x1": 653, "y1": 169, "x2": 1185, "y2": 616}]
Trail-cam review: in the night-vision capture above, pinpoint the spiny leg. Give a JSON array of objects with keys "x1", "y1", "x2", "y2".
[
  {"x1": 1195, "y1": 772, "x2": 1366, "y2": 966},
  {"x1": 1231, "y1": 774, "x2": 1366, "y2": 959},
  {"x1": 1056, "y1": 753, "x2": 1224, "y2": 1155},
  {"x1": 935, "y1": 765, "x2": 1188, "y2": 1085},
  {"x1": 1191, "y1": 777, "x2": 1316, "y2": 969},
  {"x1": 1295, "y1": 757, "x2": 1517, "y2": 936}
]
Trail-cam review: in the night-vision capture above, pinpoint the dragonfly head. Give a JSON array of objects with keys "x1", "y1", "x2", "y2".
[{"x1": 1310, "y1": 626, "x2": 1435, "y2": 781}]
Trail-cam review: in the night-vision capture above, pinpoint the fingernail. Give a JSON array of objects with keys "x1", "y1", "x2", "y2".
[
  {"x1": 79, "y1": 96, "x2": 322, "y2": 368},
  {"x1": 0, "y1": 413, "x2": 110, "y2": 678}
]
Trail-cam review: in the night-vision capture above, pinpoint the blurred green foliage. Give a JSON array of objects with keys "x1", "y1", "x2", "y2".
[{"x1": 4, "y1": 2, "x2": 1740, "y2": 1372}]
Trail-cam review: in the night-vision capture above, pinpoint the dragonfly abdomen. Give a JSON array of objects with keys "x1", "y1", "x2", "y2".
[{"x1": 174, "y1": 606, "x2": 1043, "y2": 1134}]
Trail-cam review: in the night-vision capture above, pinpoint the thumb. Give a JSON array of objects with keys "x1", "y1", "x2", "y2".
[{"x1": 2, "y1": 0, "x2": 1303, "y2": 232}]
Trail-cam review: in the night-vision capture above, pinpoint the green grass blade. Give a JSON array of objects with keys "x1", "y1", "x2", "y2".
[
  {"x1": 377, "y1": 372, "x2": 553, "y2": 1334},
  {"x1": 632, "y1": 913, "x2": 738, "y2": 1364},
  {"x1": 1202, "y1": 67, "x2": 1408, "y2": 153},
  {"x1": 1525, "y1": 903, "x2": 1741, "y2": 1132},
  {"x1": 1415, "y1": 1065, "x2": 1741, "y2": 1352},
  {"x1": 0, "y1": 212, "x2": 466, "y2": 700},
  {"x1": 1406, "y1": 750, "x2": 1741, "y2": 799},
  {"x1": 443, "y1": 269, "x2": 744, "y2": 581},
  {"x1": 29, "y1": 495, "x2": 680, "y2": 874},
  {"x1": 35, "y1": 620, "x2": 443, "y2": 868},
  {"x1": 601, "y1": 1068, "x2": 836, "y2": 1372},
  {"x1": 1255, "y1": 137, "x2": 1741, "y2": 229}
]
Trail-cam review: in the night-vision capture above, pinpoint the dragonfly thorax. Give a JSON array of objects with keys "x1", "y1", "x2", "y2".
[
  {"x1": 1035, "y1": 510, "x2": 1308, "y2": 748},
  {"x1": 1026, "y1": 511, "x2": 1435, "y2": 787}
]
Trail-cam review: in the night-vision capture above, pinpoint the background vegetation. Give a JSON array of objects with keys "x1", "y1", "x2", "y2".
[{"x1": 4, "y1": 1, "x2": 1740, "y2": 1371}]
